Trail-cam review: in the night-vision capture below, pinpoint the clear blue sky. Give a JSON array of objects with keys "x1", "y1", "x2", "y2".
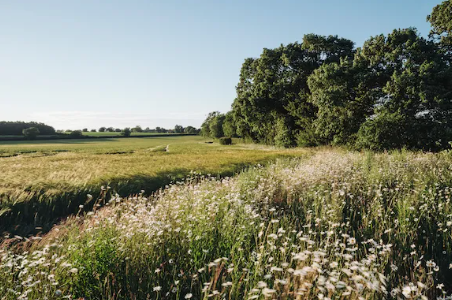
[{"x1": 0, "y1": 0, "x2": 441, "y2": 130}]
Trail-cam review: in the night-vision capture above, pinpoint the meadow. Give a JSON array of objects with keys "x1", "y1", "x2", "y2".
[
  {"x1": 0, "y1": 136, "x2": 308, "y2": 234},
  {"x1": 80, "y1": 132, "x2": 175, "y2": 137},
  {"x1": 1, "y1": 149, "x2": 452, "y2": 299}
]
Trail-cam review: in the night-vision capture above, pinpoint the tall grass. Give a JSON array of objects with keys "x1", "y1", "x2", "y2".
[{"x1": 1, "y1": 149, "x2": 451, "y2": 299}]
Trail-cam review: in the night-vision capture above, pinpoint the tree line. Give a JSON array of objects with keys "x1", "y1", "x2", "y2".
[
  {"x1": 202, "y1": 0, "x2": 452, "y2": 151},
  {"x1": 0, "y1": 122, "x2": 200, "y2": 139},
  {"x1": 0, "y1": 121, "x2": 56, "y2": 135}
]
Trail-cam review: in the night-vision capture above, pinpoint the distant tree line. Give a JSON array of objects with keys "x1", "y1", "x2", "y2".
[
  {"x1": 59, "y1": 125, "x2": 200, "y2": 135},
  {"x1": 0, "y1": 121, "x2": 200, "y2": 139},
  {"x1": 0, "y1": 121, "x2": 56, "y2": 135},
  {"x1": 202, "y1": 0, "x2": 452, "y2": 151}
]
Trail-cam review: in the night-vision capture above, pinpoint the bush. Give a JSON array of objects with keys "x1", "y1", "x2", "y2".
[
  {"x1": 22, "y1": 127, "x2": 40, "y2": 139},
  {"x1": 69, "y1": 130, "x2": 83, "y2": 138},
  {"x1": 219, "y1": 137, "x2": 232, "y2": 145}
]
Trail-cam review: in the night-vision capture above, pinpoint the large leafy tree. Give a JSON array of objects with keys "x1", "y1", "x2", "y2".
[
  {"x1": 307, "y1": 58, "x2": 373, "y2": 145},
  {"x1": 231, "y1": 34, "x2": 355, "y2": 146},
  {"x1": 202, "y1": 1, "x2": 452, "y2": 151},
  {"x1": 427, "y1": 0, "x2": 452, "y2": 52},
  {"x1": 354, "y1": 28, "x2": 452, "y2": 150}
]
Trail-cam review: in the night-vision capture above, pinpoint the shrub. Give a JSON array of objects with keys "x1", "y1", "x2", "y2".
[
  {"x1": 22, "y1": 127, "x2": 40, "y2": 139},
  {"x1": 219, "y1": 137, "x2": 232, "y2": 145}
]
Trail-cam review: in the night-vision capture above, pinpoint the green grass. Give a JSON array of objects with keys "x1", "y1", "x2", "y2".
[
  {"x1": 1, "y1": 149, "x2": 451, "y2": 299},
  {"x1": 81, "y1": 132, "x2": 175, "y2": 137},
  {"x1": 0, "y1": 136, "x2": 309, "y2": 233}
]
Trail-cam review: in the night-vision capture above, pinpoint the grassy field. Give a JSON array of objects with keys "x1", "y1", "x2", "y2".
[
  {"x1": 1, "y1": 149, "x2": 452, "y2": 299},
  {"x1": 0, "y1": 136, "x2": 309, "y2": 233},
  {"x1": 80, "y1": 132, "x2": 175, "y2": 137}
]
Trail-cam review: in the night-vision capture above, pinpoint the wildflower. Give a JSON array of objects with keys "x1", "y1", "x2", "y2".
[
  {"x1": 262, "y1": 288, "x2": 276, "y2": 297},
  {"x1": 185, "y1": 293, "x2": 193, "y2": 299},
  {"x1": 426, "y1": 260, "x2": 436, "y2": 268},
  {"x1": 153, "y1": 286, "x2": 162, "y2": 292}
]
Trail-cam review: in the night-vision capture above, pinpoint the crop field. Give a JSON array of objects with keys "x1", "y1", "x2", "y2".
[
  {"x1": 1, "y1": 149, "x2": 452, "y2": 299},
  {"x1": 0, "y1": 136, "x2": 309, "y2": 234}
]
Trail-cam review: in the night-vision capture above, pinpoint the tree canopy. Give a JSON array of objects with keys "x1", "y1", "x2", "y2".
[
  {"x1": 202, "y1": 1, "x2": 452, "y2": 151},
  {"x1": 0, "y1": 121, "x2": 55, "y2": 136}
]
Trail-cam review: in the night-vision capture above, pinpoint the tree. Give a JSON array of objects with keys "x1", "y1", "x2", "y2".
[
  {"x1": 70, "y1": 130, "x2": 83, "y2": 138},
  {"x1": 427, "y1": 0, "x2": 452, "y2": 50},
  {"x1": 307, "y1": 58, "x2": 373, "y2": 146},
  {"x1": 22, "y1": 127, "x2": 40, "y2": 139},
  {"x1": 106, "y1": 127, "x2": 115, "y2": 132},
  {"x1": 132, "y1": 126, "x2": 143, "y2": 132},
  {"x1": 99, "y1": 127, "x2": 106, "y2": 132},
  {"x1": 184, "y1": 126, "x2": 198, "y2": 134},
  {"x1": 209, "y1": 114, "x2": 225, "y2": 138},
  {"x1": 230, "y1": 34, "x2": 354, "y2": 145},
  {"x1": 115, "y1": 128, "x2": 121, "y2": 132},
  {"x1": 201, "y1": 112, "x2": 221, "y2": 137},
  {"x1": 174, "y1": 125, "x2": 184, "y2": 133},
  {"x1": 0, "y1": 121, "x2": 55, "y2": 135},
  {"x1": 82, "y1": 128, "x2": 88, "y2": 132},
  {"x1": 121, "y1": 128, "x2": 131, "y2": 137},
  {"x1": 222, "y1": 112, "x2": 237, "y2": 137},
  {"x1": 353, "y1": 28, "x2": 452, "y2": 150},
  {"x1": 90, "y1": 129, "x2": 97, "y2": 132}
]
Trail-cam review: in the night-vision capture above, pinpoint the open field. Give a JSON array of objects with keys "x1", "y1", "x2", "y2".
[
  {"x1": 0, "y1": 136, "x2": 310, "y2": 233},
  {"x1": 1, "y1": 149, "x2": 452, "y2": 299},
  {"x1": 80, "y1": 132, "x2": 177, "y2": 137}
]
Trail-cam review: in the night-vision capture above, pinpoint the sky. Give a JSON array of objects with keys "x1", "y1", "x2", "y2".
[{"x1": 0, "y1": 0, "x2": 442, "y2": 130}]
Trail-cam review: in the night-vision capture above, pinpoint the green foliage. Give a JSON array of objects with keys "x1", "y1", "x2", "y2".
[
  {"x1": 355, "y1": 110, "x2": 409, "y2": 150},
  {"x1": 201, "y1": 17, "x2": 452, "y2": 151},
  {"x1": 274, "y1": 118, "x2": 293, "y2": 148},
  {"x1": 174, "y1": 124, "x2": 184, "y2": 133},
  {"x1": 428, "y1": 0, "x2": 452, "y2": 49},
  {"x1": 218, "y1": 137, "x2": 232, "y2": 145},
  {"x1": 184, "y1": 126, "x2": 198, "y2": 134},
  {"x1": 131, "y1": 125, "x2": 143, "y2": 132},
  {"x1": 99, "y1": 127, "x2": 106, "y2": 132},
  {"x1": 69, "y1": 130, "x2": 83, "y2": 138},
  {"x1": 222, "y1": 112, "x2": 237, "y2": 138},
  {"x1": 0, "y1": 121, "x2": 54, "y2": 135},
  {"x1": 121, "y1": 127, "x2": 131, "y2": 137},
  {"x1": 22, "y1": 127, "x2": 40, "y2": 139}
]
